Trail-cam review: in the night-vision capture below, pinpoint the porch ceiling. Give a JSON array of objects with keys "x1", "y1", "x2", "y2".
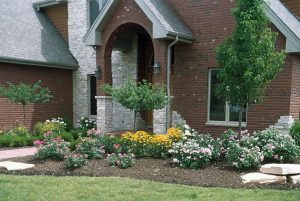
[{"x1": 83, "y1": 0, "x2": 194, "y2": 46}]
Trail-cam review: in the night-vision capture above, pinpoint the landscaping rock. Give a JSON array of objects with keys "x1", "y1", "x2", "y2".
[
  {"x1": 260, "y1": 164, "x2": 300, "y2": 175},
  {"x1": 241, "y1": 173, "x2": 286, "y2": 184},
  {"x1": 287, "y1": 175, "x2": 300, "y2": 184},
  {"x1": 0, "y1": 161, "x2": 35, "y2": 171}
]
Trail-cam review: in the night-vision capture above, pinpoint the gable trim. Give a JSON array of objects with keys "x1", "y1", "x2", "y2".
[
  {"x1": 263, "y1": 0, "x2": 300, "y2": 53},
  {"x1": 33, "y1": 0, "x2": 67, "y2": 10},
  {"x1": 83, "y1": 0, "x2": 193, "y2": 46}
]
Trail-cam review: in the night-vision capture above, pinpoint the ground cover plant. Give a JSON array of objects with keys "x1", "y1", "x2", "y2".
[{"x1": 0, "y1": 175, "x2": 299, "y2": 201}]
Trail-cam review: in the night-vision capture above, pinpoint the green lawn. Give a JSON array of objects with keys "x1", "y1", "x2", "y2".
[{"x1": 0, "y1": 175, "x2": 299, "y2": 201}]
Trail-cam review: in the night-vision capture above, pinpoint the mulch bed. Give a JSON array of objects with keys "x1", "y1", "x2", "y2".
[{"x1": 0, "y1": 156, "x2": 299, "y2": 190}]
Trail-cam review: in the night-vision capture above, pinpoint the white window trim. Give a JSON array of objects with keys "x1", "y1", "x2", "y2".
[
  {"x1": 87, "y1": 74, "x2": 97, "y2": 118},
  {"x1": 207, "y1": 69, "x2": 247, "y2": 127}
]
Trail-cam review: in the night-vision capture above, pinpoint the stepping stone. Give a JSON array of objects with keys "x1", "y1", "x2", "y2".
[
  {"x1": 287, "y1": 175, "x2": 300, "y2": 184},
  {"x1": 260, "y1": 164, "x2": 300, "y2": 175},
  {"x1": 0, "y1": 161, "x2": 35, "y2": 171},
  {"x1": 241, "y1": 173, "x2": 286, "y2": 184}
]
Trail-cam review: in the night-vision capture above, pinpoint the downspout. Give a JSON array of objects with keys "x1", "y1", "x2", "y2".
[{"x1": 166, "y1": 36, "x2": 179, "y2": 130}]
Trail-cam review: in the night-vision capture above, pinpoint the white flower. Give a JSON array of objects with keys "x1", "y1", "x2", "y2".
[
  {"x1": 173, "y1": 158, "x2": 179, "y2": 163},
  {"x1": 184, "y1": 125, "x2": 190, "y2": 130}
]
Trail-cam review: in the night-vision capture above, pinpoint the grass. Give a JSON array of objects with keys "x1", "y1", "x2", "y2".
[{"x1": 0, "y1": 175, "x2": 299, "y2": 201}]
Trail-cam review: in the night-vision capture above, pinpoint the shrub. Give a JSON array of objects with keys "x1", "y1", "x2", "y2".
[
  {"x1": 75, "y1": 138, "x2": 105, "y2": 159},
  {"x1": 60, "y1": 131, "x2": 75, "y2": 142},
  {"x1": 77, "y1": 117, "x2": 96, "y2": 130},
  {"x1": 70, "y1": 128, "x2": 86, "y2": 140},
  {"x1": 107, "y1": 153, "x2": 135, "y2": 169},
  {"x1": 253, "y1": 129, "x2": 300, "y2": 162},
  {"x1": 226, "y1": 142, "x2": 263, "y2": 170},
  {"x1": 35, "y1": 136, "x2": 70, "y2": 161},
  {"x1": 34, "y1": 122, "x2": 65, "y2": 136},
  {"x1": 70, "y1": 139, "x2": 80, "y2": 150},
  {"x1": 48, "y1": 117, "x2": 73, "y2": 131},
  {"x1": 6, "y1": 125, "x2": 30, "y2": 136},
  {"x1": 65, "y1": 153, "x2": 86, "y2": 169},
  {"x1": 0, "y1": 135, "x2": 37, "y2": 147},
  {"x1": 96, "y1": 135, "x2": 121, "y2": 154},
  {"x1": 169, "y1": 138, "x2": 213, "y2": 169},
  {"x1": 290, "y1": 121, "x2": 300, "y2": 146}
]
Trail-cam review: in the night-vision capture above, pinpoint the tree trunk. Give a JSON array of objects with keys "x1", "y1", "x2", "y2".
[
  {"x1": 133, "y1": 110, "x2": 136, "y2": 131},
  {"x1": 238, "y1": 105, "x2": 243, "y2": 142},
  {"x1": 22, "y1": 104, "x2": 26, "y2": 126}
]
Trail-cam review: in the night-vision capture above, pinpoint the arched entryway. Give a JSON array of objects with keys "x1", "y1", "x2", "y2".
[{"x1": 104, "y1": 23, "x2": 154, "y2": 131}]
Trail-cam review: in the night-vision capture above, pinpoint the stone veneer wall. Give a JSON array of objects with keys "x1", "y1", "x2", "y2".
[
  {"x1": 68, "y1": 0, "x2": 97, "y2": 126},
  {"x1": 111, "y1": 36, "x2": 145, "y2": 130}
]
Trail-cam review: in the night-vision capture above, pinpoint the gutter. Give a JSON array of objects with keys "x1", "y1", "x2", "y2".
[
  {"x1": 0, "y1": 56, "x2": 79, "y2": 70},
  {"x1": 166, "y1": 36, "x2": 179, "y2": 130},
  {"x1": 33, "y1": 0, "x2": 67, "y2": 11}
]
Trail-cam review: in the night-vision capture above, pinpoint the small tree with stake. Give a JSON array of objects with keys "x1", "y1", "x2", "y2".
[
  {"x1": 102, "y1": 79, "x2": 168, "y2": 130},
  {"x1": 216, "y1": 0, "x2": 286, "y2": 140},
  {"x1": 0, "y1": 80, "x2": 53, "y2": 126}
]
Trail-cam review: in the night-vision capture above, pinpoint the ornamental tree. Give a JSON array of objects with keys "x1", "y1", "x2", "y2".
[
  {"x1": 0, "y1": 80, "x2": 53, "y2": 126},
  {"x1": 216, "y1": 0, "x2": 286, "y2": 140},
  {"x1": 102, "y1": 79, "x2": 168, "y2": 130}
]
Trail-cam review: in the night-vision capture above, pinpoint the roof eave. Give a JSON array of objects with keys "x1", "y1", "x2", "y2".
[
  {"x1": 0, "y1": 56, "x2": 79, "y2": 70},
  {"x1": 33, "y1": 0, "x2": 67, "y2": 10},
  {"x1": 263, "y1": 1, "x2": 300, "y2": 53}
]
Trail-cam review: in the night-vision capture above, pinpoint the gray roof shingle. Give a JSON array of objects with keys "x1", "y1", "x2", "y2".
[
  {"x1": 0, "y1": 0, "x2": 78, "y2": 69},
  {"x1": 139, "y1": 0, "x2": 193, "y2": 40}
]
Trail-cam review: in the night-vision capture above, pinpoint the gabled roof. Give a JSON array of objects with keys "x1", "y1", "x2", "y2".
[
  {"x1": 264, "y1": 0, "x2": 300, "y2": 53},
  {"x1": 0, "y1": 0, "x2": 78, "y2": 69},
  {"x1": 84, "y1": 0, "x2": 194, "y2": 46}
]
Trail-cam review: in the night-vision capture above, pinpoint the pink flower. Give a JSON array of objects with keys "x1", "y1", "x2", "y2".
[
  {"x1": 113, "y1": 144, "x2": 121, "y2": 150},
  {"x1": 33, "y1": 140, "x2": 44, "y2": 146},
  {"x1": 44, "y1": 130, "x2": 53, "y2": 138},
  {"x1": 274, "y1": 154, "x2": 279, "y2": 159}
]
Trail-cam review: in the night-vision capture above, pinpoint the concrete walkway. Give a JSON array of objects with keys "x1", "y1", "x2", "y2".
[{"x1": 0, "y1": 147, "x2": 37, "y2": 161}]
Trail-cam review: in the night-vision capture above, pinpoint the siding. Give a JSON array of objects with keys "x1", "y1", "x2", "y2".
[
  {"x1": 282, "y1": 0, "x2": 300, "y2": 18},
  {"x1": 43, "y1": 4, "x2": 69, "y2": 43}
]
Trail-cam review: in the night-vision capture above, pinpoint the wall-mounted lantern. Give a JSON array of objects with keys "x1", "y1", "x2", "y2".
[
  {"x1": 153, "y1": 61, "x2": 161, "y2": 74},
  {"x1": 94, "y1": 65, "x2": 102, "y2": 78}
]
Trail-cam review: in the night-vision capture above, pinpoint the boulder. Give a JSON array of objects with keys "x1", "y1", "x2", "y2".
[
  {"x1": 0, "y1": 161, "x2": 35, "y2": 171},
  {"x1": 287, "y1": 175, "x2": 300, "y2": 184},
  {"x1": 241, "y1": 173, "x2": 286, "y2": 184},
  {"x1": 260, "y1": 164, "x2": 300, "y2": 175}
]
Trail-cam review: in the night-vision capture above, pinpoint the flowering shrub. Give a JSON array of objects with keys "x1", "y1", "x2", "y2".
[
  {"x1": 168, "y1": 125, "x2": 221, "y2": 169},
  {"x1": 34, "y1": 121, "x2": 65, "y2": 136},
  {"x1": 169, "y1": 139, "x2": 213, "y2": 169},
  {"x1": 87, "y1": 128, "x2": 101, "y2": 137},
  {"x1": 77, "y1": 117, "x2": 96, "y2": 130},
  {"x1": 35, "y1": 134, "x2": 70, "y2": 161},
  {"x1": 107, "y1": 153, "x2": 135, "y2": 169},
  {"x1": 253, "y1": 129, "x2": 300, "y2": 162},
  {"x1": 226, "y1": 142, "x2": 264, "y2": 170},
  {"x1": 75, "y1": 138, "x2": 105, "y2": 159},
  {"x1": 65, "y1": 153, "x2": 86, "y2": 169},
  {"x1": 6, "y1": 125, "x2": 30, "y2": 136},
  {"x1": 121, "y1": 128, "x2": 182, "y2": 158},
  {"x1": 47, "y1": 117, "x2": 72, "y2": 131}
]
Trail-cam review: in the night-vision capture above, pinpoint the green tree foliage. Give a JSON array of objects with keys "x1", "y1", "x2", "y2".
[
  {"x1": 0, "y1": 80, "x2": 53, "y2": 126},
  {"x1": 102, "y1": 79, "x2": 168, "y2": 130},
  {"x1": 216, "y1": 0, "x2": 286, "y2": 139}
]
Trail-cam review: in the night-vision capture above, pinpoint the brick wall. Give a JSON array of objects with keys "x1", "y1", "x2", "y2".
[
  {"x1": 0, "y1": 63, "x2": 73, "y2": 131},
  {"x1": 95, "y1": 0, "x2": 299, "y2": 135}
]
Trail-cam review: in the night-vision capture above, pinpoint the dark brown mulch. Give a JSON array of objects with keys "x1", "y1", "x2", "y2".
[{"x1": 0, "y1": 156, "x2": 299, "y2": 190}]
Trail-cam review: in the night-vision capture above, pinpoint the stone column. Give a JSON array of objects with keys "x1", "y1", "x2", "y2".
[
  {"x1": 96, "y1": 96, "x2": 113, "y2": 134},
  {"x1": 153, "y1": 108, "x2": 167, "y2": 134}
]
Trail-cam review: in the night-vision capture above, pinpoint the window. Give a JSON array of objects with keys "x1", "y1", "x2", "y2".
[
  {"x1": 88, "y1": 75, "x2": 97, "y2": 116},
  {"x1": 87, "y1": 0, "x2": 108, "y2": 27},
  {"x1": 207, "y1": 69, "x2": 247, "y2": 126}
]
